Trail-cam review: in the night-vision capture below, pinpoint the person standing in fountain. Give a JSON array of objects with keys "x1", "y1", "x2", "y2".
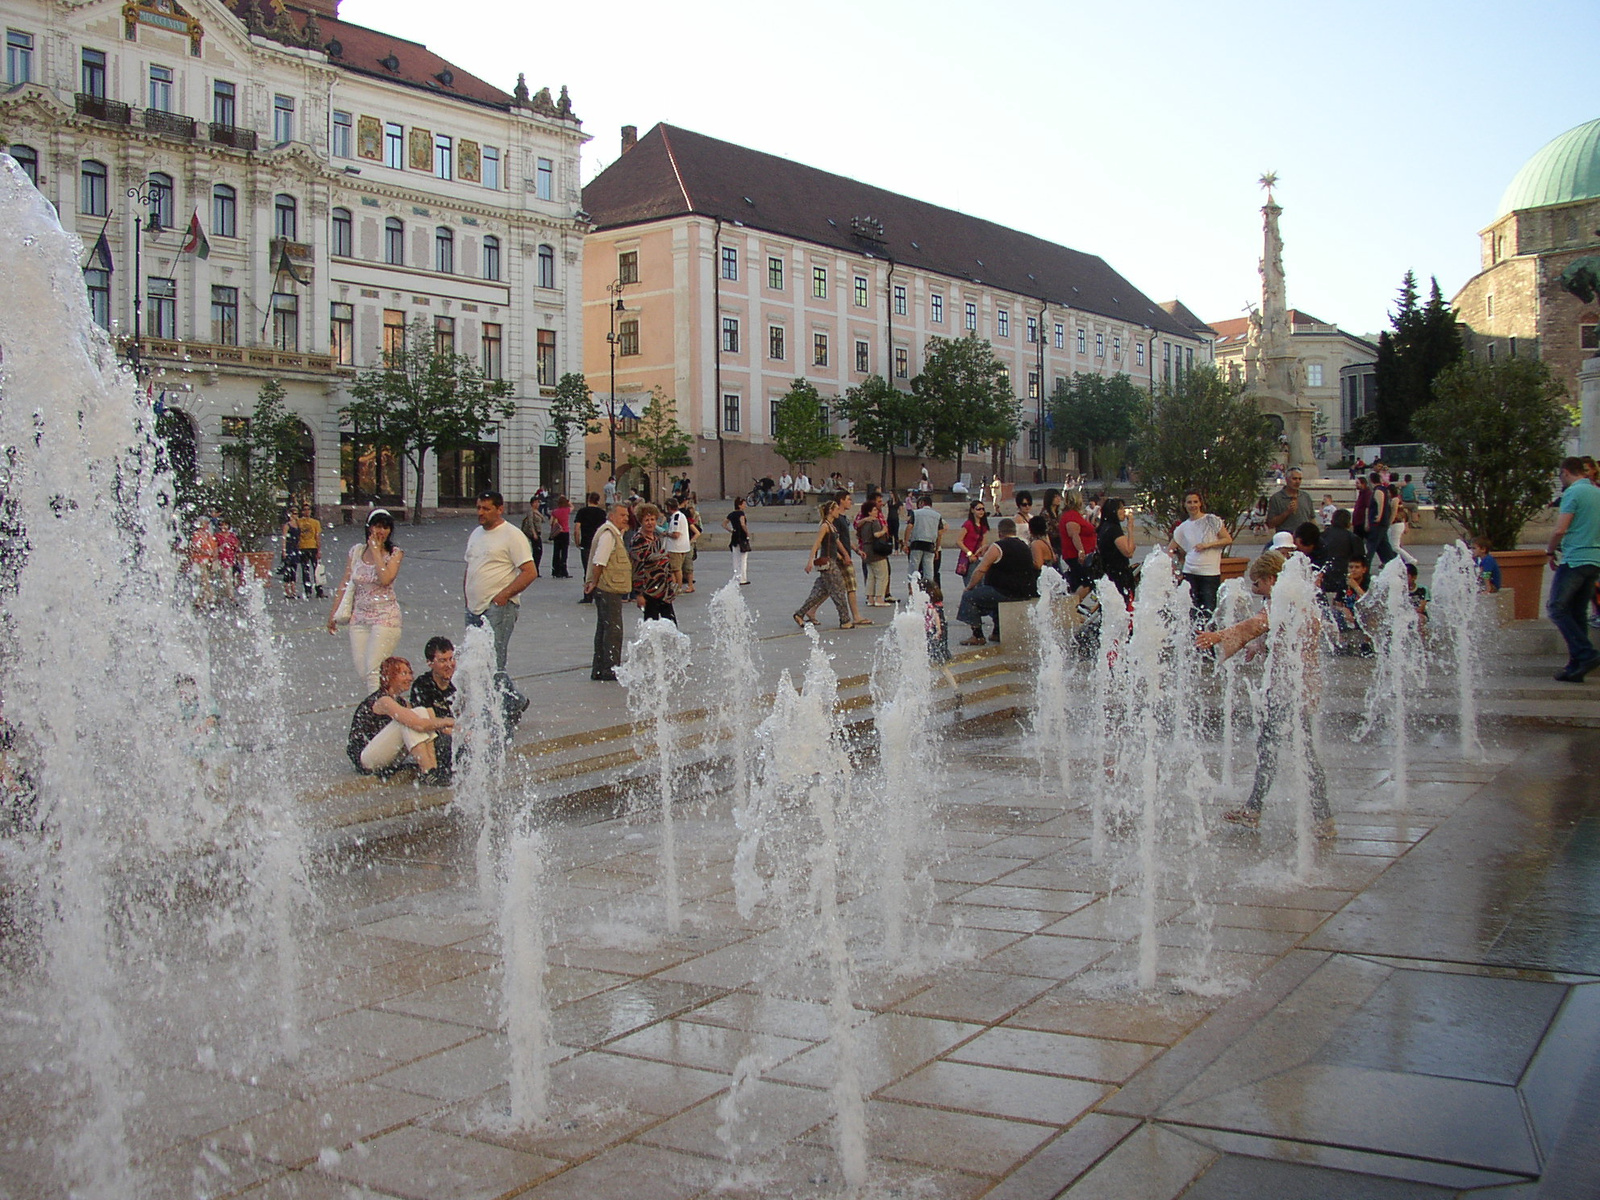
[
  {"x1": 347, "y1": 656, "x2": 453, "y2": 785},
  {"x1": 1197, "y1": 550, "x2": 1335, "y2": 838},
  {"x1": 584, "y1": 502, "x2": 633, "y2": 680},
  {"x1": 794, "y1": 497, "x2": 854, "y2": 629},
  {"x1": 1097, "y1": 497, "x2": 1138, "y2": 603},
  {"x1": 627, "y1": 503, "x2": 678, "y2": 623},
  {"x1": 327, "y1": 509, "x2": 404, "y2": 692},
  {"x1": 1546, "y1": 456, "x2": 1600, "y2": 682},
  {"x1": 957, "y1": 517, "x2": 1039, "y2": 645},
  {"x1": 464, "y1": 491, "x2": 538, "y2": 676},
  {"x1": 1167, "y1": 489, "x2": 1232, "y2": 620}
]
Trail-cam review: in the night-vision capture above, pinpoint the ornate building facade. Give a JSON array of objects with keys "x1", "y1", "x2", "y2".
[
  {"x1": 579, "y1": 123, "x2": 1208, "y2": 497},
  {"x1": 0, "y1": 0, "x2": 587, "y2": 516}
]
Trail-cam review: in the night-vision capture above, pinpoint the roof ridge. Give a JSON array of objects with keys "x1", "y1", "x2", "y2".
[{"x1": 658, "y1": 125, "x2": 694, "y2": 214}]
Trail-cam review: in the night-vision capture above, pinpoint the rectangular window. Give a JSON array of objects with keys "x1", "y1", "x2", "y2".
[
  {"x1": 854, "y1": 275, "x2": 868, "y2": 308},
  {"x1": 482, "y1": 323, "x2": 503, "y2": 379},
  {"x1": 813, "y1": 332, "x2": 829, "y2": 367},
  {"x1": 211, "y1": 285, "x2": 238, "y2": 346},
  {"x1": 536, "y1": 328, "x2": 557, "y2": 385},
  {"x1": 433, "y1": 133, "x2": 452, "y2": 180},
  {"x1": 149, "y1": 64, "x2": 173, "y2": 112},
  {"x1": 1026, "y1": 316, "x2": 1037, "y2": 344},
  {"x1": 81, "y1": 48, "x2": 106, "y2": 98},
  {"x1": 819, "y1": 405, "x2": 831, "y2": 435},
  {"x1": 433, "y1": 315, "x2": 455, "y2": 356},
  {"x1": 332, "y1": 110, "x2": 352, "y2": 158},
  {"x1": 965, "y1": 301, "x2": 977, "y2": 331},
  {"x1": 768, "y1": 256, "x2": 784, "y2": 290},
  {"x1": 1055, "y1": 322, "x2": 1065, "y2": 349},
  {"x1": 273, "y1": 94, "x2": 294, "y2": 143},
  {"x1": 148, "y1": 277, "x2": 176, "y2": 338},
  {"x1": 997, "y1": 310, "x2": 1010, "y2": 338},
  {"x1": 330, "y1": 301, "x2": 353, "y2": 364},
  {"x1": 483, "y1": 236, "x2": 501, "y2": 281},
  {"x1": 723, "y1": 394, "x2": 741, "y2": 433},
  {"x1": 931, "y1": 295, "x2": 943, "y2": 323},
  {"x1": 383, "y1": 309, "x2": 406, "y2": 363},
  {"x1": 384, "y1": 122, "x2": 404, "y2": 169},
  {"x1": 1095, "y1": 332, "x2": 1104, "y2": 358},
  {"x1": 893, "y1": 284, "x2": 907, "y2": 316},
  {"x1": 7, "y1": 29, "x2": 33, "y2": 85},
  {"x1": 617, "y1": 249, "x2": 639, "y2": 284},
  {"x1": 1582, "y1": 322, "x2": 1599, "y2": 351},
  {"x1": 435, "y1": 226, "x2": 454, "y2": 274},
  {"x1": 1112, "y1": 335, "x2": 1121, "y2": 359},
  {"x1": 1186, "y1": 347, "x2": 1194, "y2": 372},
  {"x1": 272, "y1": 293, "x2": 299, "y2": 351},
  {"x1": 855, "y1": 340, "x2": 870, "y2": 372},
  {"x1": 1163, "y1": 342, "x2": 1172, "y2": 383},
  {"x1": 482, "y1": 145, "x2": 500, "y2": 190},
  {"x1": 770, "y1": 399, "x2": 782, "y2": 436},
  {"x1": 721, "y1": 245, "x2": 738, "y2": 280},
  {"x1": 1077, "y1": 327, "x2": 1086, "y2": 354},
  {"x1": 384, "y1": 218, "x2": 404, "y2": 265},
  {"x1": 1307, "y1": 362, "x2": 1324, "y2": 387},
  {"x1": 212, "y1": 80, "x2": 236, "y2": 128},
  {"x1": 1135, "y1": 340, "x2": 1145, "y2": 367},
  {"x1": 535, "y1": 156, "x2": 554, "y2": 200},
  {"x1": 894, "y1": 347, "x2": 908, "y2": 379},
  {"x1": 80, "y1": 161, "x2": 108, "y2": 217},
  {"x1": 85, "y1": 267, "x2": 110, "y2": 329},
  {"x1": 721, "y1": 316, "x2": 739, "y2": 353},
  {"x1": 618, "y1": 318, "x2": 639, "y2": 356},
  {"x1": 768, "y1": 325, "x2": 785, "y2": 360},
  {"x1": 1027, "y1": 371, "x2": 1039, "y2": 400},
  {"x1": 331, "y1": 207, "x2": 352, "y2": 256},
  {"x1": 813, "y1": 266, "x2": 828, "y2": 299}
]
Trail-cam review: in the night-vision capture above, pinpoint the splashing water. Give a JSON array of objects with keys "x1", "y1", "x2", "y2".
[
  {"x1": 708, "y1": 578, "x2": 761, "y2": 853},
  {"x1": 454, "y1": 622, "x2": 506, "y2": 913},
  {"x1": 617, "y1": 617, "x2": 692, "y2": 930},
  {"x1": 1087, "y1": 577, "x2": 1129, "y2": 863},
  {"x1": 500, "y1": 819, "x2": 549, "y2": 1128},
  {"x1": 1030, "y1": 566, "x2": 1076, "y2": 807},
  {"x1": 1264, "y1": 555, "x2": 1327, "y2": 881},
  {"x1": 1429, "y1": 541, "x2": 1486, "y2": 760},
  {"x1": 1358, "y1": 557, "x2": 1425, "y2": 807}
]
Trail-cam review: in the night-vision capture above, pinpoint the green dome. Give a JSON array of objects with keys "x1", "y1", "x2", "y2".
[{"x1": 1495, "y1": 118, "x2": 1600, "y2": 218}]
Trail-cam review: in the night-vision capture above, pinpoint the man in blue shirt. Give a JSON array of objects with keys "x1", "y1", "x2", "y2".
[{"x1": 1546, "y1": 458, "x2": 1600, "y2": 682}]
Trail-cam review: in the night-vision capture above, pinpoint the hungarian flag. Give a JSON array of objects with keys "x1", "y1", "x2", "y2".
[{"x1": 180, "y1": 209, "x2": 210, "y2": 260}]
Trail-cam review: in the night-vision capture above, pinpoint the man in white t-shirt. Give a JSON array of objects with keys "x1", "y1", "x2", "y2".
[
  {"x1": 663, "y1": 499, "x2": 694, "y2": 592},
  {"x1": 778, "y1": 472, "x2": 793, "y2": 504},
  {"x1": 463, "y1": 490, "x2": 537, "y2": 675}
]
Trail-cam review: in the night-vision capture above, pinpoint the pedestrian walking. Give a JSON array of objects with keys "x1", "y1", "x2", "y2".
[
  {"x1": 327, "y1": 509, "x2": 404, "y2": 692},
  {"x1": 794, "y1": 498, "x2": 854, "y2": 629},
  {"x1": 1546, "y1": 457, "x2": 1600, "y2": 682},
  {"x1": 906, "y1": 493, "x2": 945, "y2": 582},
  {"x1": 463, "y1": 491, "x2": 538, "y2": 675},
  {"x1": 296, "y1": 503, "x2": 323, "y2": 599},
  {"x1": 549, "y1": 494, "x2": 572, "y2": 578},
  {"x1": 520, "y1": 496, "x2": 545, "y2": 575},
  {"x1": 627, "y1": 503, "x2": 678, "y2": 623}
]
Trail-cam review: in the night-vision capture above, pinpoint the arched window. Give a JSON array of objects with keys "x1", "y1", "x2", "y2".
[
  {"x1": 274, "y1": 193, "x2": 297, "y2": 241},
  {"x1": 8, "y1": 144, "x2": 38, "y2": 185},
  {"x1": 212, "y1": 184, "x2": 236, "y2": 238},
  {"x1": 147, "y1": 171, "x2": 174, "y2": 228},
  {"x1": 482, "y1": 234, "x2": 500, "y2": 281},
  {"x1": 331, "y1": 207, "x2": 352, "y2": 257},
  {"x1": 384, "y1": 217, "x2": 404, "y2": 265},
  {"x1": 435, "y1": 226, "x2": 453, "y2": 274},
  {"x1": 537, "y1": 243, "x2": 555, "y2": 290},
  {"x1": 80, "y1": 160, "x2": 108, "y2": 216}
]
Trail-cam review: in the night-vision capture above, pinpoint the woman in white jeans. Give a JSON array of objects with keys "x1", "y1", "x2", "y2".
[
  {"x1": 1387, "y1": 501, "x2": 1419, "y2": 567},
  {"x1": 327, "y1": 509, "x2": 405, "y2": 691}
]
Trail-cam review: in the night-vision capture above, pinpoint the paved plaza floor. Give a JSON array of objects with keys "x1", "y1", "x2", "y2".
[{"x1": 4, "y1": 517, "x2": 1600, "y2": 1199}]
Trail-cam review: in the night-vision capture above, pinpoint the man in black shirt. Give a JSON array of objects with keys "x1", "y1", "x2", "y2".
[
  {"x1": 572, "y1": 492, "x2": 609, "y2": 604},
  {"x1": 1317, "y1": 509, "x2": 1364, "y2": 595},
  {"x1": 409, "y1": 636, "x2": 457, "y2": 769}
]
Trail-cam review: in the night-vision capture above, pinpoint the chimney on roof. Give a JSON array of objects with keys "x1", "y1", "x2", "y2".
[{"x1": 621, "y1": 125, "x2": 637, "y2": 155}]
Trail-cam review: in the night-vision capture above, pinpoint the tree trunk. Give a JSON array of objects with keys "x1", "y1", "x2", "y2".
[{"x1": 409, "y1": 449, "x2": 427, "y2": 523}]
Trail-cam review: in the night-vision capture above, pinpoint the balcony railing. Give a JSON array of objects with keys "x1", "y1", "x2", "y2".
[
  {"x1": 76, "y1": 93, "x2": 132, "y2": 123},
  {"x1": 143, "y1": 109, "x2": 196, "y2": 139},
  {"x1": 130, "y1": 336, "x2": 345, "y2": 376},
  {"x1": 208, "y1": 122, "x2": 258, "y2": 151}
]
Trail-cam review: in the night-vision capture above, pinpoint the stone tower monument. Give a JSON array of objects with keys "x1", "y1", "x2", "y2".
[{"x1": 1245, "y1": 175, "x2": 1317, "y2": 470}]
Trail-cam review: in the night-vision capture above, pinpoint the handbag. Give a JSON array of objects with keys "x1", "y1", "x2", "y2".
[
  {"x1": 333, "y1": 546, "x2": 357, "y2": 623},
  {"x1": 955, "y1": 550, "x2": 970, "y2": 577}
]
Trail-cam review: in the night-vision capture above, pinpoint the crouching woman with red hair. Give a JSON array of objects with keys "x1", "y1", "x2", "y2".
[{"x1": 347, "y1": 656, "x2": 455, "y2": 785}]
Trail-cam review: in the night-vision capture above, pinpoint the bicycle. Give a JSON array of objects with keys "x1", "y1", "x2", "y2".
[{"x1": 746, "y1": 478, "x2": 775, "y2": 507}]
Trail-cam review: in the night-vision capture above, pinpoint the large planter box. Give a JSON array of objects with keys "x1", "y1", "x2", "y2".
[
  {"x1": 1495, "y1": 549, "x2": 1547, "y2": 621},
  {"x1": 241, "y1": 551, "x2": 275, "y2": 581}
]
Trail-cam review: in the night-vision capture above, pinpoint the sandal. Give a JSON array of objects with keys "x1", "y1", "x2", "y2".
[
  {"x1": 854, "y1": 617, "x2": 873, "y2": 625},
  {"x1": 840, "y1": 621, "x2": 856, "y2": 629},
  {"x1": 793, "y1": 613, "x2": 807, "y2": 629}
]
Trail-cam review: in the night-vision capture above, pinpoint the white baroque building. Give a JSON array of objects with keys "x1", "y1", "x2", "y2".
[{"x1": 0, "y1": 0, "x2": 587, "y2": 516}]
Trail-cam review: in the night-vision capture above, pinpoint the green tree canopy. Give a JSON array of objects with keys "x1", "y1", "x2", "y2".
[
  {"x1": 1047, "y1": 371, "x2": 1143, "y2": 481},
  {"x1": 547, "y1": 371, "x2": 600, "y2": 487},
  {"x1": 1416, "y1": 354, "x2": 1568, "y2": 551},
  {"x1": 836, "y1": 374, "x2": 920, "y2": 488},
  {"x1": 1374, "y1": 272, "x2": 1462, "y2": 443},
  {"x1": 177, "y1": 377, "x2": 304, "y2": 547},
  {"x1": 1133, "y1": 365, "x2": 1279, "y2": 536},
  {"x1": 773, "y1": 378, "x2": 843, "y2": 469},
  {"x1": 625, "y1": 386, "x2": 694, "y2": 501},
  {"x1": 911, "y1": 333, "x2": 1019, "y2": 480},
  {"x1": 339, "y1": 317, "x2": 514, "y2": 522}
]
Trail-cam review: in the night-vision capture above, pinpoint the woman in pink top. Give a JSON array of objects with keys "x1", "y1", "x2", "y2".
[
  {"x1": 550, "y1": 495, "x2": 573, "y2": 578},
  {"x1": 327, "y1": 509, "x2": 404, "y2": 691},
  {"x1": 958, "y1": 500, "x2": 991, "y2": 579}
]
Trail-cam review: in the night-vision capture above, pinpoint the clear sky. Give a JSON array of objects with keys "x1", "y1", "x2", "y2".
[{"x1": 343, "y1": 0, "x2": 1595, "y2": 339}]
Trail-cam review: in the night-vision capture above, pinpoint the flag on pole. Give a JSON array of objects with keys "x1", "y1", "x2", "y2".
[
  {"x1": 86, "y1": 230, "x2": 114, "y2": 272},
  {"x1": 180, "y1": 209, "x2": 210, "y2": 260},
  {"x1": 275, "y1": 240, "x2": 310, "y2": 286}
]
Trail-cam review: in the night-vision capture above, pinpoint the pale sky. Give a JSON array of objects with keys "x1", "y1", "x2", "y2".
[{"x1": 344, "y1": 0, "x2": 1594, "y2": 340}]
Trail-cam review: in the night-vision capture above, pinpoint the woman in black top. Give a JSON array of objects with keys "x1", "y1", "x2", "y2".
[
  {"x1": 348, "y1": 656, "x2": 454, "y2": 783},
  {"x1": 722, "y1": 495, "x2": 752, "y2": 585},
  {"x1": 1097, "y1": 497, "x2": 1138, "y2": 601}
]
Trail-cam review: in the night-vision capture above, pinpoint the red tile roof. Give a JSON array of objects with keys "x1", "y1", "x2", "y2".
[
  {"x1": 583, "y1": 124, "x2": 1198, "y2": 341},
  {"x1": 1208, "y1": 309, "x2": 1336, "y2": 346}
]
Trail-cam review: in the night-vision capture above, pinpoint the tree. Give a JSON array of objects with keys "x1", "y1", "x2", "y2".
[
  {"x1": 340, "y1": 317, "x2": 514, "y2": 522},
  {"x1": 836, "y1": 374, "x2": 921, "y2": 488},
  {"x1": 911, "y1": 333, "x2": 1018, "y2": 482},
  {"x1": 224, "y1": 377, "x2": 304, "y2": 495},
  {"x1": 1048, "y1": 372, "x2": 1143, "y2": 481},
  {"x1": 772, "y1": 378, "x2": 843, "y2": 470},
  {"x1": 1374, "y1": 272, "x2": 1462, "y2": 443},
  {"x1": 176, "y1": 378, "x2": 303, "y2": 548},
  {"x1": 547, "y1": 371, "x2": 600, "y2": 490},
  {"x1": 1133, "y1": 365, "x2": 1279, "y2": 536},
  {"x1": 1416, "y1": 354, "x2": 1568, "y2": 551},
  {"x1": 625, "y1": 386, "x2": 694, "y2": 502}
]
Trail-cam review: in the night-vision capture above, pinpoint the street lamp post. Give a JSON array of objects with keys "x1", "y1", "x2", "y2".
[
  {"x1": 604, "y1": 278, "x2": 628, "y2": 487},
  {"x1": 124, "y1": 184, "x2": 163, "y2": 381}
]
